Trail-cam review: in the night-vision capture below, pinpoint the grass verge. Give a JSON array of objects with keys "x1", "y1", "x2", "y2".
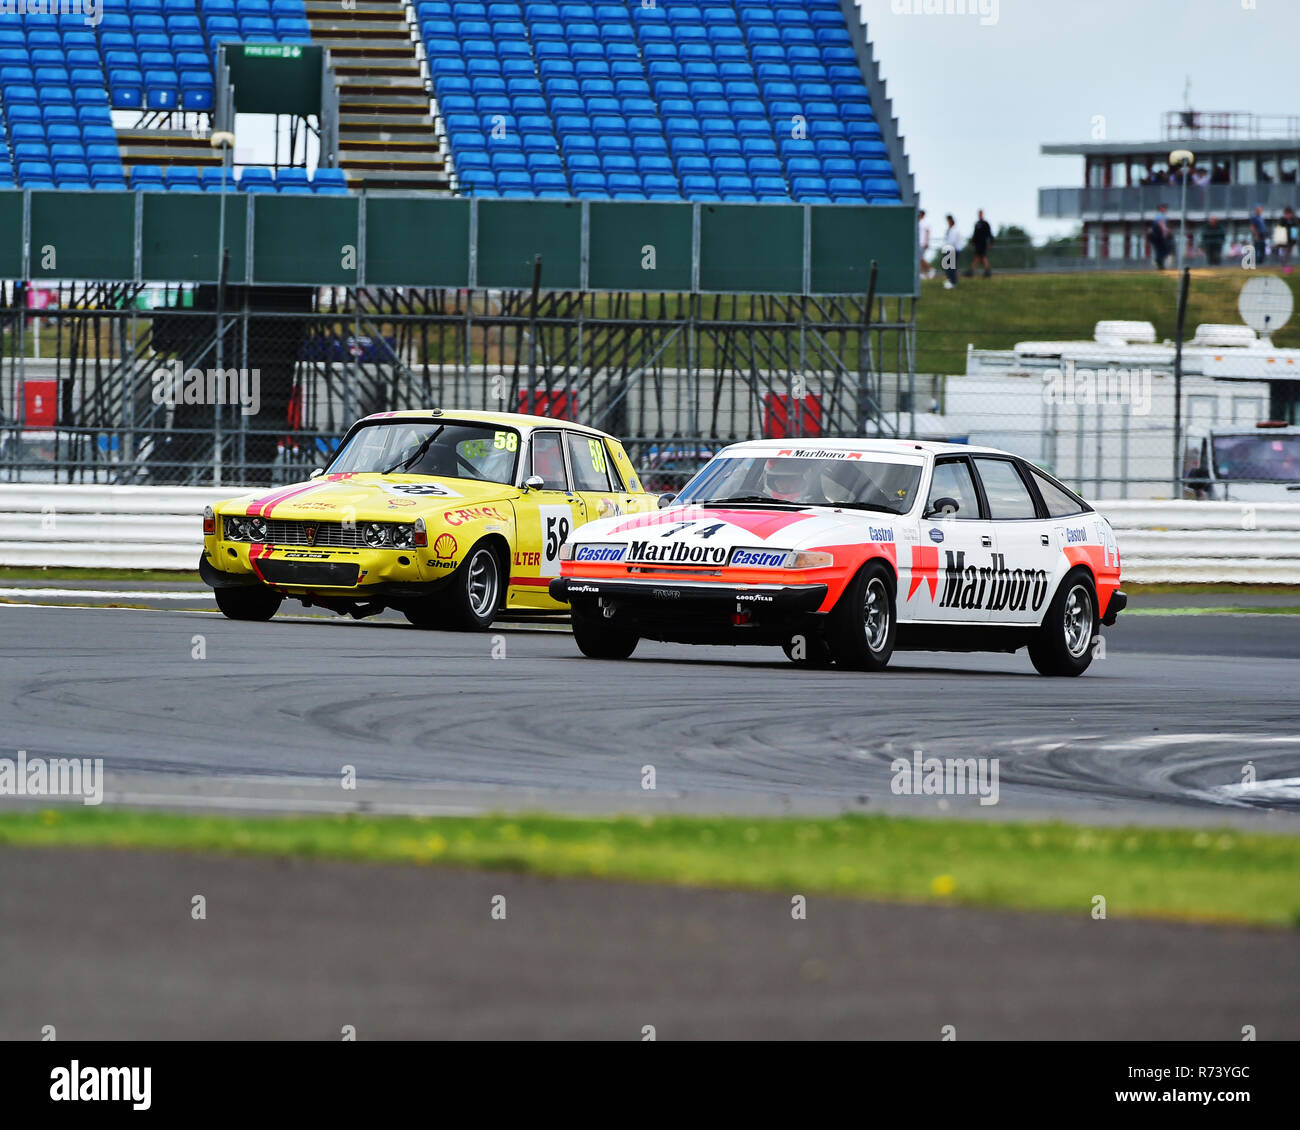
[{"x1": 0, "y1": 808, "x2": 1295, "y2": 927}]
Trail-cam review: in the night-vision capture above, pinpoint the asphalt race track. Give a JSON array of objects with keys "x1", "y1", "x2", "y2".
[
  {"x1": 2, "y1": 597, "x2": 1298, "y2": 1039},
  {"x1": 0, "y1": 597, "x2": 1298, "y2": 826}
]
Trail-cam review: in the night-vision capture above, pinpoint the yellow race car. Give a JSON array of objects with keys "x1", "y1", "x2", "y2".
[{"x1": 200, "y1": 410, "x2": 656, "y2": 629}]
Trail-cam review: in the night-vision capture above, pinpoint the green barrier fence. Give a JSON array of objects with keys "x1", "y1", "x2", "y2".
[{"x1": 0, "y1": 191, "x2": 917, "y2": 296}]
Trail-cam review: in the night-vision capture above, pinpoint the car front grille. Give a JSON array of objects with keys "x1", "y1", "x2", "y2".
[{"x1": 261, "y1": 520, "x2": 367, "y2": 548}]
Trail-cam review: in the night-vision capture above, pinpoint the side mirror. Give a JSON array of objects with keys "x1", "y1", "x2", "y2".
[
  {"x1": 524, "y1": 474, "x2": 545, "y2": 491},
  {"x1": 1187, "y1": 465, "x2": 1210, "y2": 481},
  {"x1": 657, "y1": 492, "x2": 677, "y2": 509},
  {"x1": 309, "y1": 467, "x2": 325, "y2": 479},
  {"x1": 924, "y1": 496, "x2": 959, "y2": 518}
]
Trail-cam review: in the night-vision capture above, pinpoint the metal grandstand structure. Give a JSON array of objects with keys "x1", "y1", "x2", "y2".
[{"x1": 0, "y1": 275, "x2": 917, "y2": 487}]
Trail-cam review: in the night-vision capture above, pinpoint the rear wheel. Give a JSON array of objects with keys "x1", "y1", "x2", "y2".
[
  {"x1": 824, "y1": 562, "x2": 896, "y2": 671},
  {"x1": 214, "y1": 585, "x2": 282, "y2": 622},
  {"x1": 571, "y1": 604, "x2": 639, "y2": 659},
  {"x1": 440, "y1": 541, "x2": 503, "y2": 631},
  {"x1": 1028, "y1": 574, "x2": 1097, "y2": 676}
]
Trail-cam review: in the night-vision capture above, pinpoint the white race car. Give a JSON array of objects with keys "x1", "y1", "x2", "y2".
[{"x1": 550, "y1": 439, "x2": 1126, "y2": 675}]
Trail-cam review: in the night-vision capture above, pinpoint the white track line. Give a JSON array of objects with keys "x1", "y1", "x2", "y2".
[{"x1": 0, "y1": 587, "x2": 212, "y2": 600}]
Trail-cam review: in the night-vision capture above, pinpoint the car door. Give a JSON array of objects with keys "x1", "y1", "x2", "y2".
[
  {"x1": 511, "y1": 428, "x2": 587, "y2": 608},
  {"x1": 969, "y1": 455, "x2": 1054, "y2": 624},
  {"x1": 564, "y1": 430, "x2": 645, "y2": 521},
  {"x1": 907, "y1": 455, "x2": 996, "y2": 623}
]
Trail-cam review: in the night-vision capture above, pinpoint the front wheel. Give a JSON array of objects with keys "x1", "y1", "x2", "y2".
[
  {"x1": 782, "y1": 633, "x2": 833, "y2": 667},
  {"x1": 1028, "y1": 574, "x2": 1097, "y2": 676},
  {"x1": 824, "y1": 561, "x2": 896, "y2": 671},
  {"x1": 440, "y1": 541, "x2": 504, "y2": 631},
  {"x1": 570, "y1": 604, "x2": 639, "y2": 659},
  {"x1": 214, "y1": 585, "x2": 282, "y2": 622}
]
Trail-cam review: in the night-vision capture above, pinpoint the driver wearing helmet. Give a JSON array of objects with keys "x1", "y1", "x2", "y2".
[{"x1": 762, "y1": 458, "x2": 813, "y2": 502}]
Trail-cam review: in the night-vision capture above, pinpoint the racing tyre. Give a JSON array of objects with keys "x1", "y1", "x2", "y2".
[
  {"x1": 214, "y1": 585, "x2": 282, "y2": 622},
  {"x1": 570, "y1": 604, "x2": 639, "y2": 660},
  {"x1": 782, "y1": 633, "x2": 833, "y2": 667},
  {"x1": 402, "y1": 599, "x2": 447, "y2": 629},
  {"x1": 1028, "y1": 573, "x2": 1097, "y2": 677},
  {"x1": 824, "y1": 561, "x2": 896, "y2": 672},
  {"x1": 441, "y1": 541, "x2": 503, "y2": 631}
]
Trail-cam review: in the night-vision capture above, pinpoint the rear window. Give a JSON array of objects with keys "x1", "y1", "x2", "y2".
[{"x1": 1030, "y1": 467, "x2": 1089, "y2": 517}]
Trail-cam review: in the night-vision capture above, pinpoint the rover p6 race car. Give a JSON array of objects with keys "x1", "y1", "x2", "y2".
[
  {"x1": 201, "y1": 410, "x2": 655, "y2": 629},
  {"x1": 549, "y1": 439, "x2": 1126, "y2": 676}
]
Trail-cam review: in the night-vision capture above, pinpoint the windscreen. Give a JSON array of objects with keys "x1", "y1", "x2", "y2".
[
  {"x1": 327, "y1": 421, "x2": 520, "y2": 484},
  {"x1": 677, "y1": 452, "x2": 924, "y2": 515},
  {"x1": 1211, "y1": 434, "x2": 1300, "y2": 482}
]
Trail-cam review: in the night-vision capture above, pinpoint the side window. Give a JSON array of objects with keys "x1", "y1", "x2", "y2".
[
  {"x1": 926, "y1": 459, "x2": 981, "y2": 518},
  {"x1": 529, "y1": 431, "x2": 569, "y2": 490},
  {"x1": 566, "y1": 432, "x2": 614, "y2": 491},
  {"x1": 1029, "y1": 467, "x2": 1088, "y2": 518},
  {"x1": 973, "y1": 457, "x2": 1038, "y2": 519}
]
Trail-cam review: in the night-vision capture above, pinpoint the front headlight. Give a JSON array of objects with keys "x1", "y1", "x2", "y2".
[
  {"x1": 246, "y1": 516, "x2": 268, "y2": 542},
  {"x1": 391, "y1": 524, "x2": 415, "y2": 549},
  {"x1": 363, "y1": 522, "x2": 390, "y2": 548},
  {"x1": 224, "y1": 515, "x2": 252, "y2": 541},
  {"x1": 788, "y1": 551, "x2": 833, "y2": 569}
]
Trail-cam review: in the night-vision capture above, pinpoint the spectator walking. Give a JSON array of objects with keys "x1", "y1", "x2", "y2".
[
  {"x1": 1250, "y1": 205, "x2": 1269, "y2": 265},
  {"x1": 1200, "y1": 215, "x2": 1226, "y2": 267},
  {"x1": 1274, "y1": 206, "x2": 1296, "y2": 263},
  {"x1": 968, "y1": 210, "x2": 994, "y2": 277},
  {"x1": 918, "y1": 209, "x2": 932, "y2": 279},
  {"x1": 941, "y1": 215, "x2": 963, "y2": 289},
  {"x1": 1149, "y1": 204, "x2": 1171, "y2": 269}
]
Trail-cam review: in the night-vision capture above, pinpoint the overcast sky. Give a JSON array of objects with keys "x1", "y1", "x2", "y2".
[{"x1": 856, "y1": 0, "x2": 1300, "y2": 238}]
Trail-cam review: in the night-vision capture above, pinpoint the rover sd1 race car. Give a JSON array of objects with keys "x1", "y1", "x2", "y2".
[
  {"x1": 550, "y1": 439, "x2": 1126, "y2": 676},
  {"x1": 200, "y1": 410, "x2": 655, "y2": 629}
]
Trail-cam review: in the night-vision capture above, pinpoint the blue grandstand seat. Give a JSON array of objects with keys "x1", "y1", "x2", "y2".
[
  {"x1": 311, "y1": 168, "x2": 349, "y2": 195},
  {"x1": 419, "y1": 0, "x2": 901, "y2": 205},
  {"x1": 276, "y1": 167, "x2": 310, "y2": 189},
  {"x1": 239, "y1": 167, "x2": 274, "y2": 191},
  {"x1": 130, "y1": 165, "x2": 165, "y2": 189},
  {"x1": 165, "y1": 166, "x2": 202, "y2": 191}
]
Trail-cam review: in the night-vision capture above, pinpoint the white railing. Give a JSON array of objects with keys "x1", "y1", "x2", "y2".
[{"x1": 0, "y1": 487, "x2": 1298, "y2": 583}]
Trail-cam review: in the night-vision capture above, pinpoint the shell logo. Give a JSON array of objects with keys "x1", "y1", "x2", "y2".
[{"x1": 433, "y1": 533, "x2": 458, "y2": 559}]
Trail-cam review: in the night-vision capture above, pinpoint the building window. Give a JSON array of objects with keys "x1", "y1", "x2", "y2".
[{"x1": 1236, "y1": 156, "x2": 1257, "y2": 185}]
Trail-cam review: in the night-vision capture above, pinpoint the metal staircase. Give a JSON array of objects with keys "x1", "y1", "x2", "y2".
[{"x1": 305, "y1": 0, "x2": 450, "y2": 191}]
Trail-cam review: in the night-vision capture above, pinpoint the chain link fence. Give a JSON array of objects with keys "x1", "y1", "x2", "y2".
[
  {"x1": 3, "y1": 272, "x2": 1296, "y2": 500},
  {"x1": 0, "y1": 281, "x2": 917, "y2": 491},
  {"x1": 914, "y1": 268, "x2": 1300, "y2": 499}
]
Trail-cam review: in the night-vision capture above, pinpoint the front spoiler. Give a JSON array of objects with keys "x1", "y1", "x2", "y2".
[
  {"x1": 199, "y1": 552, "x2": 452, "y2": 601},
  {"x1": 549, "y1": 575, "x2": 828, "y2": 613}
]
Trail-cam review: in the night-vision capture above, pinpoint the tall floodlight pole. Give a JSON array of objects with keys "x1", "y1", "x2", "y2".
[
  {"x1": 210, "y1": 130, "x2": 235, "y2": 486},
  {"x1": 1170, "y1": 148, "x2": 1194, "y2": 274}
]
